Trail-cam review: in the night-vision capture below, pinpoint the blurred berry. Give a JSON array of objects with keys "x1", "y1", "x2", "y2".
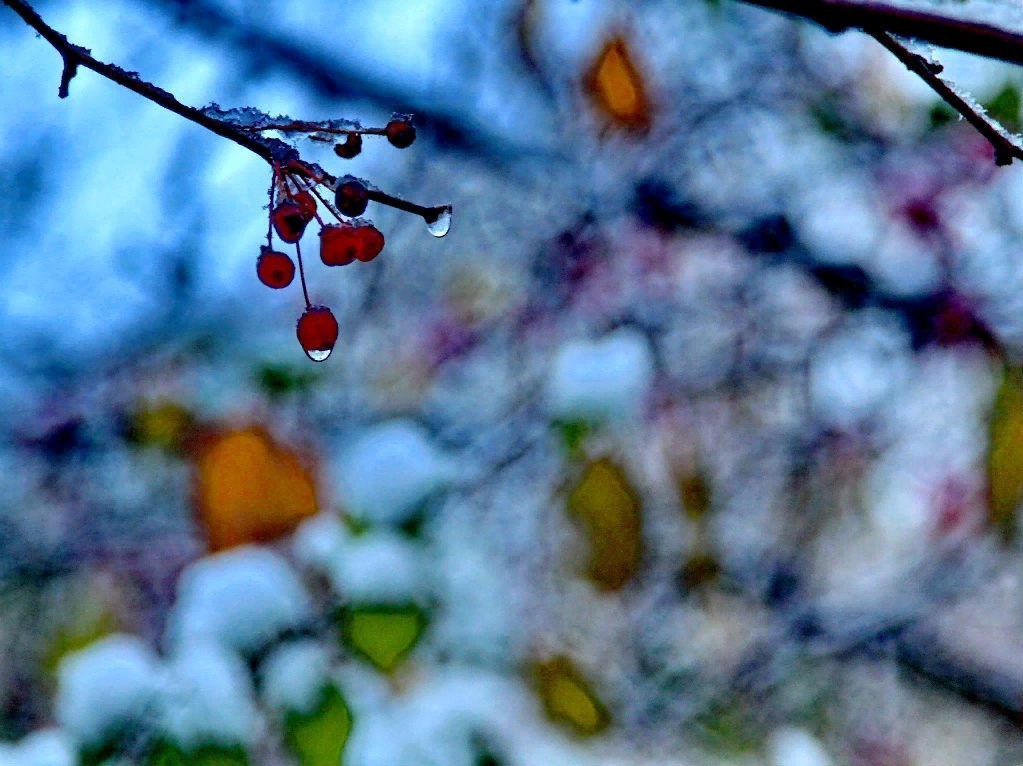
[{"x1": 385, "y1": 119, "x2": 416, "y2": 149}]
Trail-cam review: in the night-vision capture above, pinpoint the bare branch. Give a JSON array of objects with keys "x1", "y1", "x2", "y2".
[
  {"x1": 2, "y1": 0, "x2": 274, "y2": 159},
  {"x1": 869, "y1": 30, "x2": 1023, "y2": 166},
  {"x1": 739, "y1": 0, "x2": 1023, "y2": 68},
  {"x1": 736, "y1": 0, "x2": 1023, "y2": 165},
  {"x1": 0, "y1": 0, "x2": 449, "y2": 224}
]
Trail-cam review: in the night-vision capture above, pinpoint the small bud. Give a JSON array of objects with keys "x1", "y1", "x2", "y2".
[{"x1": 334, "y1": 131, "x2": 363, "y2": 159}]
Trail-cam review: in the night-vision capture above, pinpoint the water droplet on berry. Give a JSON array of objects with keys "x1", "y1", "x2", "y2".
[
  {"x1": 297, "y1": 306, "x2": 339, "y2": 362},
  {"x1": 424, "y1": 206, "x2": 452, "y2": 237},
  {"x1": 306, "y1": 347, "x2": 332, "y2": 362}
]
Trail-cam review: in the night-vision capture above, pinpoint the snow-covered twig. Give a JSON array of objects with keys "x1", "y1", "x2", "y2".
[
  {"x1": 738, "y1": 0, "x2": 1023, "y2": 165},
  {"x1": 869, "y1": 30, "x2": 1023, "y2": 166}
]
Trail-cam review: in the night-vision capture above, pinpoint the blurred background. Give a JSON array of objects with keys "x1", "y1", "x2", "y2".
[{"x1": 4, "y1": 0, "x2": 1023, "y2": 764}]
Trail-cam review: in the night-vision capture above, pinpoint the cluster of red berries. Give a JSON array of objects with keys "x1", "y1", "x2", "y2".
[{"x1": 256, "y1": 118, "x2": 416, "y2": 361}]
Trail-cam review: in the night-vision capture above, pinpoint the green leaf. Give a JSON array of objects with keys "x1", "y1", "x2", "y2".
[
  {"x1": 552, "y1": 419, "x2": 591, "y2": 458},
  {"x1": 339, "y1": 604, "x2": 427, "y2": 672},
  {"x1": 984, "y1": 84, "x2": 1021, "y2": 133},
  {"x1": 285, "y1": 685, "x2": 352, "y2": 766},
  {"x1": 255, "y1": 364, "x2": 316, "y2": 398},
  {"x1": 146, "y1": 741, "x2": 248, "y2": 766}
]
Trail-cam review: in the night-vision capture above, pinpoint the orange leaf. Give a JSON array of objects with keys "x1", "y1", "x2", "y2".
[
  {"x1": 195, "y1": 427, "x2": 318, "y2": 551},
  {"x1": 585, "y1": 36, "x2": 651, "y2": 131}
]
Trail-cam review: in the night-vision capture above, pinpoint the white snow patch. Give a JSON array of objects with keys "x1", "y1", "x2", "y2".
[
  {"x1": 5, "y1": 729, "x2": 76, "y2": 766},
  {"x1": 158, "y1": 641, "x2": 264, "y2": 749},
  {"x1": 808, "y1": 310, "x2": 912, "y2": 431},
  {"x1": 868, "y1": 221, "x2": 942, "y2": 298},
  {"x1": 292, "y1": 511, "x2": 349, "y2": 572},
  {"x1": 165, "y1": 546, "x2": 312, "y2": 654},
  {"x1": 343, "y1": 669, "x2": 542, "y2": 766},
  {"x1": 333, "y1": 420, "x2": 459, "y2": 524},
  {"x1": 260, "y1": 640, "x2": 332, "y2": 716},
  {"x1": 325, "y1": 530, "x2": 429, "y2": 603},
  {"x1": 54, "y1": 634, "x2": 161, "y2": 747},
  {"x1": 546, "y1": 328, "x2": 654, "y2": 422},
  {"x1": 767, "y1": 727, "x2": 835, "y2": 766},
  {"x1": 796, "y1": 175, "x2": 883, "y2": 265}
]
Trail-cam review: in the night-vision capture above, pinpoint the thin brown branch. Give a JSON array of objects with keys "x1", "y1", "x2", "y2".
[
  {"x1": 1, "y1": 0, "x2": 449, "y2": 225},
  {"x1": 738, "y1": 0, "x2": 1023, "y2": 68},
  {"x1": 869, "y1": 30, "x2": 1023, "y2": 166},
  {"x1": 2, "y1": 0, "x2": 274, "y2": 161},
  {"x1": 736, "y1": 0, "x2": 1023, "y2": 165}
]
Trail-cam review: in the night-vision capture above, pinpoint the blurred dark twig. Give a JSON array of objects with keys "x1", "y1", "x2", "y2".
[{"x1": 739, "y1": 0, "x2": 1023, "y2": 66}]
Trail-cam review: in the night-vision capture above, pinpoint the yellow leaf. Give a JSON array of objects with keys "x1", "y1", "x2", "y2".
[
  {"x1": 988, "y1": 365, "x2": 1023, "y2": 538},
  {"x1": 533, "y1": 657, "x2": 609, "y2": 735},
  {"x1": 566, "y1": 457, "x2": 642, "y2": 590}
]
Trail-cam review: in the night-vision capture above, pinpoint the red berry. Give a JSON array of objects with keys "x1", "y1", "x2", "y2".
[
  {"x1": 273, "y1": 202, "x2": 312, "y2": 243},
  {"x1": 319, "y1": 223, "x2": 386, "y2": 265},
  {"x1": 353, "y1": 224, "x2": 385, "y2": 262},
  {"x1": 334, "y1": 132, "x2": 363, "y2": 159},
  {"x1": 385, "y1": 119, "x2": 416, "y2": 149},
  {"x1": 296, "y1": 306, "x2": 339, "y2": 362},
  {"x1": 335, "y1": 179, "x2": 369, "y2": 217},
  {"x1": 256, "y1": 247, "x2": 295, "y2": 289},
  {"x1": 293, "y1": 190, "x2": 317, "y2": 219}
]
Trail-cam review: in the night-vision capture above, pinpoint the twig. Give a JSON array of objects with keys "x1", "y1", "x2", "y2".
[
  {"x1": 1, "y1": 0, "x2": 447, "y2": 223},
  {"x1": 869, "y1": 30, "x2": 1023, "y2": 166},
  {"x1": 3, "y1": 0, "x2": 274, "y2": 160},
  {"x1": 738, "y1": 0, "x2": 1023, "y2": 68},
  {"x1": 736, "y1": 0, "x2": 1023, "y2": 165}
]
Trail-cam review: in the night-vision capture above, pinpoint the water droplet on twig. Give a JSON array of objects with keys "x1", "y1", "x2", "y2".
[{"x1": 424, "y1": 205, "x2": 452, "y2": 237}]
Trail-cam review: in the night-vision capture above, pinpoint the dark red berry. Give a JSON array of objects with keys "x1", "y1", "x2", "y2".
[
  {"x1": 256, "y1": 248, "x2": 295, "y2": 289},
  {"x1": 334, "y1": 132, "x2": 363, "y2": 159},
  {"x1": 353, "y1": 224, "x2": 385, "y2": 262},
  {"x1": 385, "y1": 119, "x2": 416, "y2": 149},
  {"x1": 319, "y1": 224, "x2": 360, "y2": 267},
  {"x1": 273, "y1": 202, "x2": 312, "y2": 243},
  {"x1": 293, "y1": 190, "x2": 317, "y2": 219},
  {"x1": 297, "y1": 306, "x2": 339, "y2": 362},
  {"x1": 334, "y1": 179, "x2": 369, "y2": 217}
]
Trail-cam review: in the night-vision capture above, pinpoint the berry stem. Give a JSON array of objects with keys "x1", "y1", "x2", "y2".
[
  {"x1": 295, "y1": 240, "x2": 311, "y2": 309},
  {"x1": 267, "y1": 163, "x2": 278, "y2": 248},
  {"x1": 297, "y1": 175, "x2": 347, "y2": 225}
]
